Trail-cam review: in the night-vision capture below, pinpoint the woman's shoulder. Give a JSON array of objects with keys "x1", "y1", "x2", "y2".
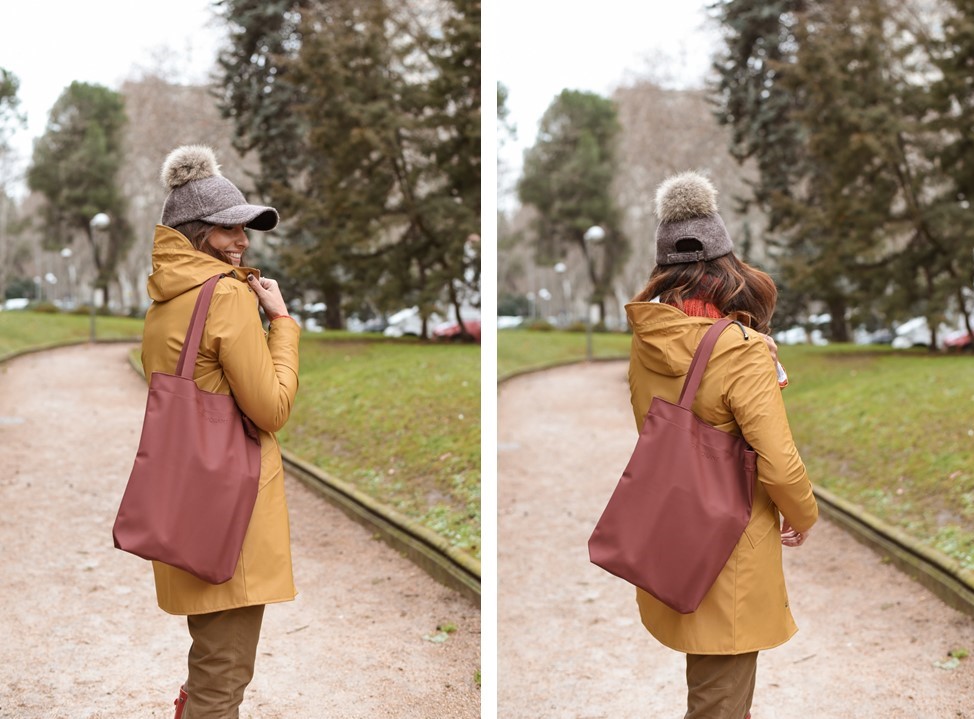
[
  {"x1": 711, "y1": 324, "x2": 773, "y2": 373},
  {"x1": 206, "y1": 276, "x2": 260, "y2": 324}
]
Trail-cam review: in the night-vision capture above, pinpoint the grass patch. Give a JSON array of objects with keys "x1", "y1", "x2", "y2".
[
  {"x1": 0, "y1": 311, "x2": 143, "y2": 356},
  {"x1": 777, "y1": 343, "x2": 974, "y2": 570},
  {"x1": 277, "y1": 336, "x2": 481, "y2": 558},
  {"x1": 498, "y1": 328, "x2": 631, "y2": 380}
]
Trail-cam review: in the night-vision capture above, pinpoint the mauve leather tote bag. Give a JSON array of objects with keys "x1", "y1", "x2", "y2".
[
  {"x1": 588, "y1": 318, "x2": 756, "y2": 614},
  {"x1": 113, "y1": 274, "x2": 261, "y2": 584}
]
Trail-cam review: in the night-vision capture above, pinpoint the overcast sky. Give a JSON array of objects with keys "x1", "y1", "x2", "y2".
[
  {"x1": 494, "y1": 0, "x2": 720, "y2": 208},
  {"x1": 2, "y1": 1, "x2": 719, "y2": 202},
  {"x1": 0, "y1": 0, "x2": 225, "y2": 189}
]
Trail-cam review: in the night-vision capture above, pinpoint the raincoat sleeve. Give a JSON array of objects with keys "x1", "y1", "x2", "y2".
[
  {"x1": 208, "y1": 286, "x2": 300, "y2": 433},
  {"x1": 723, "y1": 340, "x2": 818, "y2": 533}
]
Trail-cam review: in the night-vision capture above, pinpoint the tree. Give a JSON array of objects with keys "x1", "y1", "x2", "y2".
[
  {"x1": 216, "y1": 0, "x2": 481, "y2": 335},
  {"x1": 26, "y1": 82, "x2": 133, "y2": 308},
  {"x1": 517, "y1": 90, "x2": 628, "y2": 324},
  {"x1": 0, "y1": 68, "x2": 22, "y2": 157},
  {"x1": 927, "y1": 0, "x2": 974, "y2": 339},
  {"x1": 710, "y1": 0, "x2": 807, "y2": 230},
  {"x1": 711, "y1": 0, "x2": 961, "y2": 344},
  {"x1": 0, "y1": 67, "x2": 24, "y2": 304}
]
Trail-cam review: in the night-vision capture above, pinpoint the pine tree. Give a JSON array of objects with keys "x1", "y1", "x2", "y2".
[{"x1": 216, "y1": 0, "x2": 481, "y2": 335}]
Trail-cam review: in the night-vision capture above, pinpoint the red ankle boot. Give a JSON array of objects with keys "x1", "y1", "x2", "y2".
[{"x1": 173, "y1": 686, "x2": 188, "y2": 719}]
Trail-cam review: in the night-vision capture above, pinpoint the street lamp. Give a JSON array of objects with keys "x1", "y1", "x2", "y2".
[
  {"x1": 583, "y1": 225, "x2": 605, "y2": 361},
  {"x1": 89, "y1": 213, "x2": 111, "y2": 342},
  {"x1": 553, "y1": 262, "x2": 569, "y2": 326},
  {"x1": 60, "y1": 247, "x2": 74, "y2": 308}
]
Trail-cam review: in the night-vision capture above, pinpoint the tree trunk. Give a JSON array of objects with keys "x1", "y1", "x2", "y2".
[
  {"x1": 324, "y1": 286, "x2": 343, "y2": 330},
  {"x1": 827, "y1": 297, "x2": 850, "y2": 343},
  {"x1": 957, "y1": 287, "x2": 973, "y2": 340}
]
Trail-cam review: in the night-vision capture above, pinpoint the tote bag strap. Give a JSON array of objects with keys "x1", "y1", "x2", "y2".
[
  {"x1": 175, "y1": 274, "x2": 225, "y2": 380},
  {"x1": 677, "y1": 318, "x2": 739, "y2": 410}
]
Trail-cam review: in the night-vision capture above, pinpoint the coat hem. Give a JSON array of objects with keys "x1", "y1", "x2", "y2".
[
  {"x1": 646, "y1": 624, "x2": 799, "y2": 656},
  {"x1": 158, "y1": 592, "x2": 297, "y2": 617}
]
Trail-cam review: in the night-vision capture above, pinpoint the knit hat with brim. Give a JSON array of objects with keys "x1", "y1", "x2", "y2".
[
  {"x1": 654, "y1": 171, "x2": 732, "y2": 265},
  {"x1": 160, "y1": 145, "x2": 279, "y2": 232}
]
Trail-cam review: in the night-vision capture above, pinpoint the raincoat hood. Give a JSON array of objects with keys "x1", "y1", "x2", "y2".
[
  {"x1": 626, "y1": 301, "x2": 730, "y2": 378},
  {"x1": 146, "y1": 225, "x2": 260, "y2": 302}
]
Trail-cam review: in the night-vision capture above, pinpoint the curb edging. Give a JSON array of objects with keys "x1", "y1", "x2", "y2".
[{"x1": 813, "y1": 485, "x2": 974, "y2": 618}]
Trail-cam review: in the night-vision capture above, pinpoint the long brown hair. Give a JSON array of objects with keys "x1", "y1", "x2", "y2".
[
  {"x1": 632, "y1": 253, "x2": 778, "y2": 333},
  {"x1": 173, "y1": 220, "x2": 233, "y2": 264}
]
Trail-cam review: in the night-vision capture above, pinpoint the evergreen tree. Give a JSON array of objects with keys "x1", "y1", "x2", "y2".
[
  {"x1": 216, "y1": 0, "x2": 481, "y2": 335},
  {"x1": 215, "y1": 0, "x2": 309, "y2": 196},
  {"x1": 710, "y1": 0, "x2": 807, "y2": 228},
  {"x1": 927, "y1": 0, "x2": 974, "y2": 337},
  {"x1": 517, "y1": 90, "x2": 628, "y2": 323},
  {"x1": 26, "y1": 82, "x2": 132, "y2": 308},
  {"x1": 0, "y1": 68, "x2": 22, "y2": 156}
]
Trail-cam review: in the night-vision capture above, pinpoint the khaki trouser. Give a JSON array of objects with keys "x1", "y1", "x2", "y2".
[
  {"x1": 685, "y1": 651, "x2": 757, "y2": 719},
  {"x1": 183, "y1": 604, "x2": 265, "y2": 719}
]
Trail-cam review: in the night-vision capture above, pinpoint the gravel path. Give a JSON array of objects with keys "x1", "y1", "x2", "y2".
[
  {"x1": 0, "y1": 343, "x2": 479, "y2": 719},
  {"x1": 498, "y1": 361, "x2": 974, "y2": 718}
]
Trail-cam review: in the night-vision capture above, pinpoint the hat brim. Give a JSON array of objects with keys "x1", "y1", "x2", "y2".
[{"x1": 202, "y1": 205, "x2": 280, "y2": 232}]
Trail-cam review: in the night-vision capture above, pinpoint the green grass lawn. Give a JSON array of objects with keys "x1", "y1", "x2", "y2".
[
  {"x1": 2, "y1": 312, "x2": 481, "y2": 559},
  {"x1": 0, "y1": 311, "x2": 144, "y2": 356},
  {"x1": 497, "y1": 327, "x2": 631, "y2": 380},
  {"x1": 499, "y1": 329, "x2": 974, "y2": 571},
  {"x1": 778, "y1": 343, "x2": 974, "y2": 570},
  {"x1": 278, "y1": 335, "x2": 481, "y2": 558}
]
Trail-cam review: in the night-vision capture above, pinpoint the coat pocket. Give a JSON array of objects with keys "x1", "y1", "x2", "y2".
[{"x1": 743, "y1": 497, "x2": 777, "y2": 548}]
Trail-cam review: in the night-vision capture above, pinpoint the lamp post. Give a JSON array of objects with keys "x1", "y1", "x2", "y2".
[
  {"x1": 60, "y1": 247, "x2": 74, "y2": 309},
  {"x1": 553, "y1": 261, "x2": 569, "y2": 326},
  {"x1": 89, "y1": 213, "x2": 111, "y2": 342},
  {"x1": 583, "y1": 225, "x2": 605, "y2": 361}
]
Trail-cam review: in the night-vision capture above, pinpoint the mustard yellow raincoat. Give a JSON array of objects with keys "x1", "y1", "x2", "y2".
[
  {"x1": 626, "y1": 302, "x2": 818, "y2": 654},
  {"x1": 140, "y1": 225, "x2": 300, "y2": 615}
]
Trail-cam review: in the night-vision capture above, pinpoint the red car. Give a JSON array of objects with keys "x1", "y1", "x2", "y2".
[{"x1": 433, "y1": 319, "x2": 481, "y2": 343}]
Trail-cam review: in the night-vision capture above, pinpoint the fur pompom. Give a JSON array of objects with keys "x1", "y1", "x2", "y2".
[
  {"x1": 655, "y1": 171, "x2": 719, "y2": 223},
  {"x1": 160, "y1": 145, "x2": 221, "y2": 189}
]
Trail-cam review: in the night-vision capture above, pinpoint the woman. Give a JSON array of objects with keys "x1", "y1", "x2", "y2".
[
  {"x1": 625, "y1": 171, "x2": 818, "y2": 718},
  {"x1": 140, "y1": 145, "x2": 300, "y2": 719}
]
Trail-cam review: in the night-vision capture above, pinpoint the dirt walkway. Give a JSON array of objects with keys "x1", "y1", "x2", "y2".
[
  {"x1": 498, "y1": 361, "x2": 974, "y2": 718},
  {"x1": 0, "y1": 343, "x2": 479, "y2": 719}
]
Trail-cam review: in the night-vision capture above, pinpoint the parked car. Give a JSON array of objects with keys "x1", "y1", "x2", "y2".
[
  {"x1": 433, "y1": 319, "x2": 481, "y2": 343},
  {"x1": 383, "y1": 307, "x2": 444, "y2": 337},
  {"x1": 943, "y1": 329, "x2": 973, "y2": 350}
]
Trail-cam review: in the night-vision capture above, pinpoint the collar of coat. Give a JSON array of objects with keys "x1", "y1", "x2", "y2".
[{"x1": 146, "y1": 224, "x2": 262, "y2": 302}]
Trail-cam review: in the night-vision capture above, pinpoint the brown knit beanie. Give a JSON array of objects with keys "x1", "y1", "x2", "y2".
[
  {"x1": 159, "y1": 145, "x2": 279, "y2": 231},
  {"x1": 654, "y1": 171, "x2": 733, "y2": 265}
]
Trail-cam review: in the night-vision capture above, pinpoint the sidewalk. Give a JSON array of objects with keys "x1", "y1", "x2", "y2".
[
  {"x1": 0, "y1": 343, "x2": 479, "y2": 719},
  {"x1": 498, "y1": 361, "x2": 974, "y2": 718}
]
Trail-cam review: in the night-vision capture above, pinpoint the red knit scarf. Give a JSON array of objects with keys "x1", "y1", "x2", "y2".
[{"x1": 668, "y1": 298, "x2": 725, "y2": 319}]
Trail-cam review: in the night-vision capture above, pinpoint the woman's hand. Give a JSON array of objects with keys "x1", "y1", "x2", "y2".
[
  {"x1": 247, "y1": 274, "x2": 289, "y2": 318},
  {"x1": 780, "y1": 519, "x2": 810, "y2": 547}
]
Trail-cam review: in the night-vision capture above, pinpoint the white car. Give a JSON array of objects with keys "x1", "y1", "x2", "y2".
[{"x1": 383, "y1": 307, "x2": 444, "y2": 337}]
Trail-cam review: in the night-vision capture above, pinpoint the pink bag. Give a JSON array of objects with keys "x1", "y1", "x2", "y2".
[
  {"x1": 113, "y1": 274, "x2": 261, "y2": 584},
  {"x1": 589, "y1": 318, "x2": 756, "y2": 613}
]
